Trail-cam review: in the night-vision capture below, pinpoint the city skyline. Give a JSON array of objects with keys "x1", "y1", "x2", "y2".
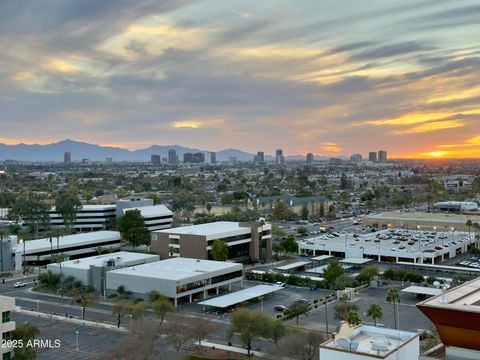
[{"x1": 1, "y1": 1, "x2": 480, "y2": 158}]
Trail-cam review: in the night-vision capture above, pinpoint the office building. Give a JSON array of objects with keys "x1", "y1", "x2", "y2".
[
  {"x1": 193, "y1": 152, "x2": 205, "y2": 163},
  {"x1": 13, "y1": 231, "x2": 122, "y2": 270},
  {"x1": 368, "y1": 152, "x2": 377, "y2": 162},
  {"x1": 350, "y1": 154, "x2": 362, "y2": 163},
  {"x1": 105, "y1": 157, "x2": 113, "y2": 164},
  {"x1": 151, "y1": 154, "x2": 161, "y2": 167},
  {"x1": 183, "y1": 153, "x2": 193, "y2": 163},
  {"x1": 320, "y1": 322, "x2": 419, "y2": 360},
  {"x1": 275, "y1": 148, "x2": 284, "y2": 166},
  {"x1": 209, "y1": 152, "x2": 216, "y2": 164},
  {"x1": 0, "y1": 296, "x2": 15, "y2": 360},
  {"x1": 64, "y1": 152, "x2": 71, "y2": 163},
  {"x1": 306, "y1": 153, "x2": 314, "y2": 165},
  {"x1": 378, "y1": 150, "x2": 387, "y2": 163},
  {"x1": 168, "y1": 149, "x2": 178, "y2": 165},
  {"x1": 151, "y1": 221, "x2": 272, "y2": 262},
  {"x1": 254, "y1": 151, "x2": 265, "y2": 165},
  {"x1": 106, "y1": 257, "x2": 244, "y2": 306},
  {"x1": 417, "y1": 277, "x2": 480, "y2": 358},
  {"x1": 122, "y1": 204, "x2": 173, "y2": 232},
  {"x1": 434, "y1": 201, "x2": 478, "y2": 213},
  {"x1": 47, "y1": 252, "x2": 159, "y2": 295}
]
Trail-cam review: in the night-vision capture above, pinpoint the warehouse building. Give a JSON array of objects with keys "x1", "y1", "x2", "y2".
[
  {"x1": 47, "y1": 252, "x2": 159, "y2": 296},
  {"x1": 151, "y1": 221, "x2": 272, "y2": 262},
  {"x1": 106, "y1": 257, "x2": 244, "y2": 306}
]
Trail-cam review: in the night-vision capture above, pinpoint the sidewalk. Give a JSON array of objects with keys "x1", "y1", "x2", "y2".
[
  {"x1": 15, "y1": 306, "x2": 129, "y2": 333},
  {"x1": 201, "y1": 340, "x2": 267, "y2": 358}
]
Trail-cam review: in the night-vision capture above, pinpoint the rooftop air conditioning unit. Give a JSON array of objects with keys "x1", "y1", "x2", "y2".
[{"x1": 371, "y1": 340, "x2": 389, "y2": 352}]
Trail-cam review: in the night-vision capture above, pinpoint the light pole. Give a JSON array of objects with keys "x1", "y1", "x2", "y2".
[
  {"x1": 36, "y1": 300, "x2": 39, "y2": 313},
  {"x1": 75, "y1": 331, "x2": 79, "y2": 351},
  {"x1": 129, "y1": 314, "x2": 133, "y2": 330}
]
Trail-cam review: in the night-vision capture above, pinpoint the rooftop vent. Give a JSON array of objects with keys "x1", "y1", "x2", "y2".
[{"x1": 371, "y1": 340, "x2": 389, "y2": 352}]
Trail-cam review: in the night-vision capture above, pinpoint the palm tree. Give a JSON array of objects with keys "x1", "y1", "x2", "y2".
[
  {"x1": 386, "y1": 288, "x2": 401, "y2": 329},
  {"x1": 473, "y1": 223, "x2": 479, "y2": 251},
  {"x1": 366, "y1": 303, "x2": 383, "y2": 326},
  {"x1": 345, "y1": 309, "x2": 361, "y2": 326},
  {"x1": 466, "y1": 220, "x2": 473, "y2": 253},
  {"x1": 0, "y1": 229, "x2": 7, "y2": 273}
]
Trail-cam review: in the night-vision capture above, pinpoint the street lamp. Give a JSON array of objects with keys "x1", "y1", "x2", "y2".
[
  {"x1": 75, "y1": 331, "x2": 79, "y2": 351},
  {"x1": 36, "y1": 300, "x2": 39, "y2": 313},
  {"x1": 129, "y1": 314, "x2": 133, "y2": 329}
]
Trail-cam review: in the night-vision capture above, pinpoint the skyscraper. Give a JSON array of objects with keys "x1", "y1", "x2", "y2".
[
  {"x1": 306, "y1": 153, "x2": 314, "y2": 165},
  {"x1": 368, "y1": 152, "x2": 377, "y2": 162},
  {"x1": 350, "y1": 154, "x2": 362, "y2": 163},
  {"x1": 275, "y1": 148, "x2": 284, "y2": 166},
  {"x1": 183, "y1": 153, "x2": 193, "y2": 163},
  {"x1": 209, "y1": 152, "x2": 216, "y2": 164},
  {"x1": 151, "y1": 154, "x2": 161, "y2": 166},
  {"x1": 378, "y1": 150, "x2": 388, "y2": 163},
  {"x1": 168, "y1": 149, "x2": 177, "y2": 165},
  {"x1": 254, "y1": 151, "x2": 264, "y2": 164},
  {"x1": 64, "y1": 152, "x2": 71, "y2": 163}
]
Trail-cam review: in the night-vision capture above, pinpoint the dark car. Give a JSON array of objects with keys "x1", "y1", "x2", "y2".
[{"x1": 274, "y1": 305, "x2": 287, "y2": 312}]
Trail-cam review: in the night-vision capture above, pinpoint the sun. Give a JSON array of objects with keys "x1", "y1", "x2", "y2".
[{"x1": 425, "y1": 151, "x2": 447, "y2": 158}]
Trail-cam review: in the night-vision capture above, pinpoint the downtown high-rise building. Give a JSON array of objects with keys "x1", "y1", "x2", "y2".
[
  {"x1": 275, "y1": 148, "x2": 284, "y2": 166},
  {"x1": 64, "y1": 152, "x2": 71, "y2": 163},
  {"x1": 306, "y1": 153, "x2": 314, "y2": 165},
  {"x1": 168, "y1": 149, "x2": 178, "y2": 165},
  {"x1": 151, "y1": 154, "x2": 161, "y2": 167},
  {"x1": 209, "y1": 152, "x2": 216, "y2": 164},
  {"x1": 350, "y1": 153, "x2": 362, "y2": 163},
  {"x1": 254, "y1": 151, "x2": 264, "y2": 164},
  {"x1": 368, "y1": 152, "x2": 377, "y2": 162},
  {"x1": 183, "y1": 152, "x2": 205, "y2": 163},
  {"x1": 378, "y1": 150, "x2": 388, "y2": 163}
]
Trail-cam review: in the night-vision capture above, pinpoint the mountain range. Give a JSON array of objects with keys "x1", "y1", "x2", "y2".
[{"x1": 0, "y1": 139, "x2": 280, "y2": 162}]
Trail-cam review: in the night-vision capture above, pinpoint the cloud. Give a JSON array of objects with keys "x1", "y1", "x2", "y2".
[{"x1": 392, "y1": 119, "x2": 465, "y2": 135}]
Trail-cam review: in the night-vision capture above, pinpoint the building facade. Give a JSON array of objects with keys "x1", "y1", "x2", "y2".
[
  {"x1": 368, "y1": 152, "x2": 377, "y2": 162},
  {"x1": 275, "y1": 148, "x2": 284, "y2": 166},
  {"x1": 306, "y1": 153, "x2": 314, "y2": 165},
  {"x1": 0, "y1": 296, "x2": 15, "y2": 360},
  {"x1": 151, "y1": 221, "x2": 272, "y2": 262},
  {"x1": 378, "y1": 150, "x2": 388, "y2": 163},
  {"x1": 150, "y1": 154, "x2": 161, "y2": 166},
  {"x1": 168, "y1": 149, "x2": 178, "y2": 165},
  {"x1": 64, "y1": 152, "x2": 71, "y2": 163}
]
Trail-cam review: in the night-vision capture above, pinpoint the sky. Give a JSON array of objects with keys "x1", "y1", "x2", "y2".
[{"x1": 1, "y1": 0, "x2": 480, "y2": 158}]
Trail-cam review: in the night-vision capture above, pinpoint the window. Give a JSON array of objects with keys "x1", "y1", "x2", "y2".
[
  {"x1": 1, "y1": 311, "x2": 10, "y2": 323},
  {"x1": 3, "y1": 352, "x2": 11, "y2": 360},
  {"x1": 2, "y1": 331, "x2": 10, "y2": 341}
]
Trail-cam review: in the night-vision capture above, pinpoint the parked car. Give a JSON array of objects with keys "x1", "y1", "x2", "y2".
[
  {"x1": 14, "y1": 282, "x2": 26, "y2": 288},
  {"x1": 274, "y1": 281, "x2": 286, "y2": 287},
  {"x1": 274, "y1": 305, "x2": 287, "y2": 312}
]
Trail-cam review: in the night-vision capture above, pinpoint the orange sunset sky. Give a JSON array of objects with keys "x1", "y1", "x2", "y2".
[{"x1": 1, "y1": 0, "x2": 480, "y2": 158}]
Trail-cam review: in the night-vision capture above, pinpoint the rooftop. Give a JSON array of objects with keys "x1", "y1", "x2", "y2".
[
  {"x1": 107, "y1": 257, "x2": 242, "y2": 281},
  {"x1": 199, "y1": 285, "x2": 282, "y2": 308},
  {"x1": 321, "y1": 324, "x2": 418, "y2": 358},
  {"x1": 48, "y1": 251, "x2": 159, "y2": 270},
  {"x1": 364, "y1": 211, "x2": 480, "y2": 224},
  {"x1": 123, "y1": 204, "x2": 172, "y2": 217},
  {"x1": 155, "y1": 221, "x2": 251, "y2": 238}
]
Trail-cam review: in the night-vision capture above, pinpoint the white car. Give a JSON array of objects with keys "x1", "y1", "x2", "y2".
[
  {"x1": 14, "y1": 282, "x2": 26, "y2": 288},
  {"x1": 274, "y1": 281, "x2": 286, "y2": 287}
]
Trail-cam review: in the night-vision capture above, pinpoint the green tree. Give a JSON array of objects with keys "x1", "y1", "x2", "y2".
[
  {"x1": 210, "y1": 239, "x2": 229, "y2": 261},
  {"x1": 286, "y1": 301, "x2": 310, "y2": 325},
  {"x1": 190, "y1": 316, "x2": 215, "y2": 348},
  {"x1": 345, "y1": 309, "x2": 361, "y2": 326},
  {"x1": 70, "y1": 287, "x2": 99, "y2": 319},
  {"x1": 334, "y1": 303, "x2": 359, "y2": 321},
  {"x1": 297, "y1": 226, "x2": 308, "y2": 237},
  {"x1": 280, "y1": 236, "x2": 299, "y2": 254},
  {"x1": 366, "y1": 303, "x2": 383, "y2": 326},
  {"x1": 112, "y1": 300, "x2": 130, "y2": 328},
  {"x1": 323, "y1": 261, "x2": 344, "y2": 287},
  {"x1": 12, "y1": 322, "x2": 40, "y2": 360},
  {"x1": 152, "y1": 298, "x2": 174, "y2": 326},
  {"x1": 229, "y1": 309, "x2": 271, "y2": 356},
  {"x1": 37, "y1": 270, "x2": 61, "y2": 291},
  {"x1": 266, "y1": 320, "x2": 286, "y2": 347},
  {"x1": 301, "y1": 204, "x2": 309, "y2": 220},
  {"x1": 357, "y1": 266, "x2": 379, "y2": 283},
  {"x1": 55, "y1": 191, "x2": 81, "y2": 232},
  {"x1": 9, "y1": 193, "x2": 50, "y2": 239},
  {"x1": 273, "y1": 200, "x2": 289, "y2": 221},
  {"x1": 118, "y1": 209, "x2": 150, "y2": 249},
  {"x1": 386, "y1": 288, "x2": 401, "y2": 329}
]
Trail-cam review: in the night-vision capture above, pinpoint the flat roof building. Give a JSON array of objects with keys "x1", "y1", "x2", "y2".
[
  {"x1": 320, "y1": 322, "x2": 419, "y2": 360},
  {"x1": 47, "y1": 251, "x2": 159, "y2": 296},
  {"x1": 417, "y1": 277, "x2": 480, "y2": 358},
  {"x1": 122, "y1": 204, "x2": 173, "y2": 232},
  {"x1": 0, "y1": 296, "x2": 15, "y2": 360},
  {"x1": 151, "y1": 221, "x2": 272, "y2": 263},
  {"x1": 434, "y1": 201, "x2": 478, "y2": 214},
  {"x1": 106, "y1": 257, "x2": 243, "y2": 306}
]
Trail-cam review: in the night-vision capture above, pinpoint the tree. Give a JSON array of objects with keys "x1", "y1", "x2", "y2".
[
  {"x1": 152, "y1": 298, "x2": 174, "y2": 326},
  {"x1": 171, "y1": 190, "x2": 196, "y2": 219},
  {"x1": 210, "y1": 239, "x2": 228, "y2": 261},
  {"x1": 280, "y1": 236, "x2": 299, "y2": 254},
  {"x1": 118, "y1": 209, "x2": 150, "y2": 249},
  {"x1": 9, "y1": 193, "x2": 50, "y2": 239},
  {"x1": 297, "y1": 226, "x2": 308, "y2": 237},
  {"x1": 345, "y1": 309, "x2": 361, "y2": 326},
  {"x1": 334, "y1": 303, "x2": 358, "y2": 321},
  {"x1": 273, "y1": 200, "x2": 289, "y2": 221},
  {"x1": 37, "y1": 270, "x2": 61, "y2": 291},
  {"x1": 112, "y1": 300, "x2": 130, "y2": 328},
  {"x1": 366, "y1": 303, "x2": 383, "y2": 326},
  {"x1": 265, "y1": 320, "x2": 286, "y2": 347},
  {"x1": 286, "y1": 301, "x2": 310, "y2": 325},
  {"x1": 130, "y1": 301, "x2": 149, "y2": 320},
  {"x1": 386, "y1": 287, "x2": 401, "y2": 329},
  {"x1": 301, "y1": 204, "x2": 309, "y2": 220},
  {"x1": 229, "y1": 309, "x2": 270, "y2": 356},
  {"x1": 323, "y1": 261, "x2": 344, "y2": 287},
  {"x1": 116, "y1": 285, "x2": 132, "y2": 298},
  {"x1": 357, "y1": 266, "x2": 379, "y2": 283},
  {"x1": 275, "y1": 330, "x2": 323, "y2": 360},
  {"x1": 12, "y1": 322, "x2": 40, "y2": 360},
  {"x1": 55, "y1": 190, "x2": 81, "y2": 232},
  {"x1": 70, "y1": 287, "x2": 99, "y2": 319},
  {"x1": 189, "y1": 316, "x2": 215, "y2": 348},
  {"x1": 164, "y1": 320, "x2": 192, "y2": 353}
]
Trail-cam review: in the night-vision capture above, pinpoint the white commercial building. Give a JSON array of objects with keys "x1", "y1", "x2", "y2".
[
  {"x1": 0, "y1": 296, "x2": 15, "y2": 360},
  {"x1": 122, "y1": 205, "x2": 173, "y2": 232},
  {"x1": 320, "y1": 322, "x2": 419, "y2": 360},
  {"x1": 14, "y1": 231, "x2": 121, "y2": 270},
  {"x1": 47, "y1": 252, "x2": 159, "y2": 296},
  {"x1": 106, "y1": 257, "x2": 244, "y2": 306}
]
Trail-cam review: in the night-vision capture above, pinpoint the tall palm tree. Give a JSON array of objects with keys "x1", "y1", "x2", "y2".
[
  {"x1": 466, "y1": 220, "x2": 473, "y2": 253},
  {"x1": 366, "y1": 303, "x2": 383, "y2": 326},
  {"x1": 0, "y1": 229, "x2": 6, "y2": 273},
  {"x1": 473, "y1": 223, "x2": 480, "y2": 251},
  {"x1": 386, "y1": 288, "x2": 401, "y2": 329}
]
